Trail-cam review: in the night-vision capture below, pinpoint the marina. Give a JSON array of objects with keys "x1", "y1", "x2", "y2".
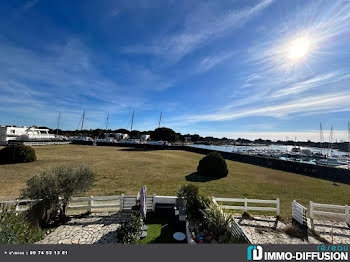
[{"x1": 189, "y1": 144, "x2": 350, "y2": 168}]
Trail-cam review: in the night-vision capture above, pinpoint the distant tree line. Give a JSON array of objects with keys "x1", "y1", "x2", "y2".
[{"x1": 40, "y1": 126, "x2": 350, "y2": 151}]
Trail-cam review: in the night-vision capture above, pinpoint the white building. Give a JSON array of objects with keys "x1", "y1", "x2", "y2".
[
  {"x1": 105, "y1": 133, "x2": 129, "y2": 140},
  {"x1": 141, "y1": 134, "x2": 150, "y2": 141},
  {"x1": 0, "y1": 126, "x2": 56, "y2": 145},
  {"x1": 184, "y1": 136, "x2": 192, "y2": 143}
]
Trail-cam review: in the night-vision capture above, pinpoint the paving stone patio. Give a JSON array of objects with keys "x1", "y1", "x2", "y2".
[{"x1": 36, "y1": 212, "x2": 126, "y2": 244}]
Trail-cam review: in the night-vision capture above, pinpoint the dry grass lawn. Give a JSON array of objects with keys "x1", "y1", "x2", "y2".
[{"x1": 0, "y1": 145, "x2": 349, "y2": 218}]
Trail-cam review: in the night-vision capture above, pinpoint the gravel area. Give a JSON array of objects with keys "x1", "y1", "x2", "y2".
[
  {"x1": 235, "y1": 215, "x2": 321, "y2": 244},
  {"x1": 308, "y1": 219, "x2": 350, "y2": 244}
]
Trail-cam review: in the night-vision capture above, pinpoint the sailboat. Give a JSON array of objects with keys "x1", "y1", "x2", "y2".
[
  {"x1": 147, "y1": 112, "x2": 170, "y2": 146},
  {"x1": 96, "y1": 113, "x2": 116, "y2": 143},
  {"x1": 118, "y1": 111, "x2": 141, "y2": 144},
  {"x1": 53, "y1": 112, "x2": 69, "y2": 141},
  {"x1": 317, "y1": 125, "x2": 347, "y2": 167},
  {"x1": 312, "y1": 123, "x2": 326, "y2": 160},
  {"x1": 72, "y1": 110, "x2": 94, "y2": 142}
]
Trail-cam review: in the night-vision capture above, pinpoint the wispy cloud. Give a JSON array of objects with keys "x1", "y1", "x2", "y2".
[
  {"x1": 14, "y1": 0, "x2": 39, "y2": 18},
  {"x1": 196, "y1": 51, "x2": 238, "y2": 73},
  {"x1": 168, "y1": 92, "x2": 350, "y2": 125},
  {"x1": 167, "y1": 1, "x2": 350, "y2": 127},
  {"x1": 272, "y1": 72, "x2": 350, "y2": 98},
  {"x1": 0, "y1": 38, "x2": 149, "y2": 129},
  {"x1": 122, "y1": 0, "x2": 274, "y2": 64}
]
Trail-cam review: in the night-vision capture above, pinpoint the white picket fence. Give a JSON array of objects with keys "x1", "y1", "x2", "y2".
[
  {"x1": 0, "y1": 199, "x2": 37, "y2": 213},
  {"x1": 212, "y1": 197, "x2": 251, "y2": 243},
  {"x1": 292, "y1": 200, "x2": 307, "y2": 226},
  {"x1": 310, "y1": 201, "x2": 350, "y2": 229},
  {"x1": 0, "y1": 195, "x2": 178, "y2": 213},
  {"x1": 213, "y1": 197, "x2": 280, "y2": 216}
]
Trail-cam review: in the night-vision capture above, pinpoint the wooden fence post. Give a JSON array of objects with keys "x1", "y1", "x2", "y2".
[
  {"x1": 244, "y1": 198, "x2": 247, "y2": 212},
  {"x1": 89, "y1": 196, "x2": 93, "y2": 213},
  {"x1": 120, "y1": 194, "x2": 124, "y2": 211},
  {"x1": 276, "y1": 198, "x2": 280, "y2": 216},
  {"x1": 345, "y1": 205, "x2": 349, "y2": 224}
]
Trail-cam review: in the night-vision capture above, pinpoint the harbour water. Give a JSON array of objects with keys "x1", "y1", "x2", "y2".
[{"x1": 188, "y1": 144, "x2": 348, "y2": 157}]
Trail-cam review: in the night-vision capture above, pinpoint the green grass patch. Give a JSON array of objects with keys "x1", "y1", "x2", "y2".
[
  {"x1": 1, "y1": 145, "x2": 350, "y2": 219},
  {"x1": 138, "y1": 212, "x2": 178, "y2": 244}
]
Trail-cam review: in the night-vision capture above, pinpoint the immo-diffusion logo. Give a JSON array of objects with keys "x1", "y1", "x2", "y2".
[
  {"x1": 247, "y1": 245, "x2": 263, "y2": 261},
  {"x1": 247, "y1": 245, "x2": 348, "y2": 261}
]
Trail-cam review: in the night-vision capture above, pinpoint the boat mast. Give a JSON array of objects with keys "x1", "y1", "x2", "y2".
[
  {"x1": 130, "y1": 111, "x2": 134, "y2": 132},
  {"x1": 329, "y1": 125, "x2": 333, "y2": 156},
  {"x1": 81, "y1": 109, "x2": 85, "y2": 131},
  {"x1": 348, "y1": 121, "x2": 350, "y2": 155},
  {"x1": 158, "y1": 112, "x2": 162, "y2": 128},
  {"x1": 105, "y1": 113, "x2": 109, "y2": 136},
  {"x1": 56, "y1": 112, "x2": 61, "y2": 136},
  {"x1": 320, "y1": 123, "x2": 324, "y2": 155}
]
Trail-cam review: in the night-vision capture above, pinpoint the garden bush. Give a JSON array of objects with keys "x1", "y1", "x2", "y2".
[
  {"x1": 200, "y1": 203, "x2": 246, "y2": 243},
  {"x1": 177, "y1": 184, "x2": 209, "y2": 221},
  {"x1": 21, "y1": 166, "x2": 96, "y2": 227},
  {"x1": 0, "y1": 207, "x2": 43, "y2": 244},
  {"x1": 197, "y1": 152, "x2": 228, "y2": 178},
  {"x1": 117, "y1": 212, "x2": 142, "y2": 244},
  {"x1": 0, "y1": 144, "x2": 36, "y2": 164}
]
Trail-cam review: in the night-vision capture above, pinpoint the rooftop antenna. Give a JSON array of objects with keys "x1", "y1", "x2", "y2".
[
  {"x1": 158, "y1": 112, "x2": 162, "y2": 128},
  {"x1": 56, "y1": 112, "x2": 61, "y2": 136},
  {"x1": 81, "y1": 109, "x2": 85, "y2": 131},
  {"x1": 130, "y1": 110, "x2": 134, "y2": 132}
]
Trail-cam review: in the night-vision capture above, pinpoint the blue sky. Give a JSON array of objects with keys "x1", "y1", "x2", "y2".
[{"x1": 1, "y1": 0, "x2": 350, "y2": 141}]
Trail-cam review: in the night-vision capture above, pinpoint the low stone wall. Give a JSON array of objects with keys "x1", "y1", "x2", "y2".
[{"x1": 71, "y1": 141, "x2": 350, "y2": 185}]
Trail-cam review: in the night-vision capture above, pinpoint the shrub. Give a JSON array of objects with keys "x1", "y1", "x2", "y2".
[
  {"x1": 197, "y1": 152, "x2": 228, "y2": 178},
  {"x1": 284, "y1": 225, "x2": 307, "y2": 239},
  {"x1": 117, "y1": 212, "x2": 142, "y2": 244},
  {"x1": 242, "y1": 211, "x2": 253, "y2": 219},
  {"x1": 177, "y1": 184, "x2": 208, "y2": 221},
  {"x1": 200, "y1": 202, "x2": 234, "y2": 242},
  {"x1": 0, "y1": 206, "x2": 43, "y2": 244},
  {"x1": 200, "y1": 203, "x2": 246, "y2": 243},
  {"x1": 21, "y1": 166, "x2": 96, "y2": 227},
  {"x1": 0, "y1": 144, "x2": 36, "y2": 164}
]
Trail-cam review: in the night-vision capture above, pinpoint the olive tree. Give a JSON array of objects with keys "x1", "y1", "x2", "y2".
[{"x1": 21, "y1": 166, "x2": 96, "y2": 227}]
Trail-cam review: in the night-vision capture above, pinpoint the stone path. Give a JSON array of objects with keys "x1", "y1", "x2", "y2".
[
  {"x1": 309, "y1": 219, "x2": 350, "y2": 244},
  {"x1": 235, "y1": 215, "x2": 321, "y2": 244},
  {"x1": 37, "y1": 212, "x2": 126, "y2": 244}
]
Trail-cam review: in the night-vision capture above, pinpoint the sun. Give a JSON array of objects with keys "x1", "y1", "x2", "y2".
[{"x1": 288, "y1": 37, "x2": 310, "y2": 61}]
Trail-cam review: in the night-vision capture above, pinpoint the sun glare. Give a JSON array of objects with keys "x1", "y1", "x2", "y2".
[{"x1": 288, "y1": 37, "x2": 310, "y2": 61}]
